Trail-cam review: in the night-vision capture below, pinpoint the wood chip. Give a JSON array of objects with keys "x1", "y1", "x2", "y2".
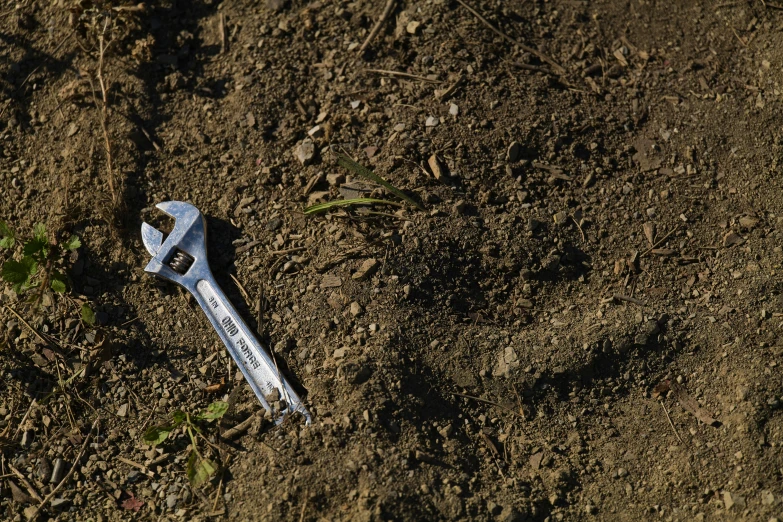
[
  {"x1": 643, "y1": 222, "x2": 656, "y2": 246},
  {"x1": 427, "y1": 154, "x2": 450, "y2": 180},
  {"x1": 320, "y1": 274, "x2": 342, "y2": 288}
]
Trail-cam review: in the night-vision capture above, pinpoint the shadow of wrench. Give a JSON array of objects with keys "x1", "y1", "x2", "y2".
[{"x1": 141, "y1": 201, "x2": 311, "y2": 426}]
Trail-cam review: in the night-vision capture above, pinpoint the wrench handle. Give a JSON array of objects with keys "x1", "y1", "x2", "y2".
[{"x1": 192, "y1": 278, "x2": 311, "y2": 425}]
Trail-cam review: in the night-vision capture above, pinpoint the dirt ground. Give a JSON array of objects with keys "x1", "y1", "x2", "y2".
[{"x1": 1, "y1": 0, "x2": 783, "y2": 520}]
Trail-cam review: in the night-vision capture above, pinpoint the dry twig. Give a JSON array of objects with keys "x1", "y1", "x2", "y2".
[
  {"x1": 455, "y1": 0, "x2": 566, "y2": 75},
  {"x1": 364, "y1": 68, "x2": 443, "y2": 83},
  {"x1": 359, "y1": 0, "x2": 396, "y2": 53}
]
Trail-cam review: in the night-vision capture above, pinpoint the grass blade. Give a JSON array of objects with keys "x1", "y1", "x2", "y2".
[
  {"x1": 304, "y1": 198, "x2": 405, "y2": 215},
  {"x1": 336, "y1": 153, "x2": 424, "y2": 210}
]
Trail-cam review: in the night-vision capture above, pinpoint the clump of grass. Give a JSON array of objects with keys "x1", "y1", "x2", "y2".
[{"x1": 304, "y1": 153, "x2": 424, "y2": 215}]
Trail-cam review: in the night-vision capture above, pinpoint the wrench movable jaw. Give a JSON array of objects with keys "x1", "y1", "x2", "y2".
[{"x1": 141, "y1": 201, "x2": 209, "y2": 287}]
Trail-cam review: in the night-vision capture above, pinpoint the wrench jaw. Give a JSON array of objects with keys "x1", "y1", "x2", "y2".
[{"x1": 141, "y1": 201, "x2": 210, "y2": 290}]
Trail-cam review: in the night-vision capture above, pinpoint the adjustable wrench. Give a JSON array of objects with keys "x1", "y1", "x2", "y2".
[{"x1": 141, "y1": 201, "x2": 311, "y2": 425}]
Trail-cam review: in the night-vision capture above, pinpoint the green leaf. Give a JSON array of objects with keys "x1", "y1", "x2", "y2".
[
  {"x1": 142, "y1": 426, "x2": 172, "y2": 446},
  {"x1": 171, "y1": 411, "x2": 187, "y2": 425},
  {"x1": 195, "y1": 401, "x2": 229, "y2": 421},
  {"x1": 50, "y1": 270, "x2": 67, "y2": 293},
  {"x1": 50, "y1": 277, "x2": 66, "y2": 293},
  {"x1": 63, "y1": 235, "x2": 81, "y2": 251},
  {"x1": 186, "y1": 451, "x2": 217, "y2": 487},
  {"x1": 2, "y1": 257, "x2": 37, "y2": 285},
  {"x1": 0, "y1": 221, "x2": 14, "y2": 249},
  {"x1": 336, "y1": 153, "x2": 424, "y2": 210},
  {"x1": 33, "y1": 223, "x2": 47, "y2": 242},
  {"x1": 80, "y1": 303, "x2": 96, "y2": 326},
  {"x1": 304, "y1": 197, "x2": 405, "y2": 216},
  {"x1": 23, "y1": 238, "x2": 48, "y2": 258}
]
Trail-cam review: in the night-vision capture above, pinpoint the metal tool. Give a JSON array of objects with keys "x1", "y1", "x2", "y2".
[{"x1": 141, "y1": 201, "x2": 311, "y2": 425}]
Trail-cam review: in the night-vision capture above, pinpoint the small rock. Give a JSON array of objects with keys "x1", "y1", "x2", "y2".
[
  {"x1": 9, "y1": 480, "x2": 32, "y2": 504},
  {"x1": 406, "y1": 21, "x2": 421, "y2": 34},
  {"x1": 36, "y1": 458, "x2": 51, "y2": 481},
  {"x1": 342, "y1": 362, "x2": 371, "y2": 384},
  {"x1": 20, "y1": 430, "x2": 33, "y2": 448},
  {"x1": 350, "y1": 100, "x2": 361, "y2": 109},
  {"x1": 294, "y1": 138, "x2": 315, "y2": 166},
  {"x1": 507, "y1": 142, "x2": 522, "y2": 162},
  {"x1": 166, "y1": 494, "x2": 178, "y2": 510},
  {"x1": 723, "y1": 491, "x2": 734, "y2": 510},
  {"x1": 739, "y1": 216, "x2": 758, "y2": 229},
  {"x1": 350, "y1": 301, "x2": 363, "y2": 317},
  {"x1": 333, "y1": 347, "x2": 348, "y2": 359},
  {"x1": 453, "y1": 200, "x2": 467, "y2": 215},
  {"x1": 50, "y1": 498, "x2": 70, "y2": 509},
  {"x1": 352, "y1": 258, "x2": 379, "y2": 281},
  {"x1": 761, "y1": 490, "x2": 775, "y2": 505},
  {"x1": 493, "y1": 346, "x2": 520, "y2": 377},
  {"x1": 428, "y1": 154, "x2": 449, "y2": 180},
  {"x1": 66, "y1": 122, "x2": 79, "y2": 137},
  {"x1": 307, "y1": 191, "x2": 329, "y2": 206},
  {"x1": 526, "y1": 218, "x2": 542, "y2": 232},
  {"x1": 425, "y1": 116, "x2": 439, "y2": 127},
  {"x1": 237, "y1": 195, "x2": 256, "y2": 209},
  {"x1": 553, "y1": 211, "x2": 568, "y2": 225},
  {"x1": 449, "y1": 103, "x2": 459, "y2": 116},
  {"x1": 498, "y1": 505, "x2": 525, "y2": 522},
  {"x1": 326, "y1": 173, "x2": 345, "y2": 186},
  {"x1": 266, "y1": 0, "x2": 287, "y2": 11},
  {"x1": 307, "y1": 125, "x2": 324, "y2": 139},
  {"x1": 722, "y1": 231, "x2": 744, "y2": 247},
  {"x1": 116, "y1": 403, "x2": 129, "y2": 417},
  {"x1": 51, "y1": 458, "x2": 66, "y2": 483},
  {"x1": 265, "y1": 217, "x2": 283, "y2": 231}
]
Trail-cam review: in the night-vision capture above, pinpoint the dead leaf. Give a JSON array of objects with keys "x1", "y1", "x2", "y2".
[
  {"x1": 651, "y1": 381, "x2": 670, "y2": 399},
  {"x1": 722, "y1": 231, "x2": 744, "y2": 248},
  {"x1": 204, "y1": 378, "x2": 226, "y2": 394},
  {"x1": 121, "y1": 493, "x2": 144, "y2": 512},
  {"x1": 670, "y1": 381, "x2": 720, "y2": 427}
]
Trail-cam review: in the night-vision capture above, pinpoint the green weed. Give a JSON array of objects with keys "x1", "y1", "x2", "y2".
[
  {"x1": 303, "y1": 153, "x2": 424, "y2": 215},
  {"x1": 0, "y1": 221, "x2": 80, "y2": 306},
  {"x1": 142, "y1": 401, "x2": 229, "y2": 487}
]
